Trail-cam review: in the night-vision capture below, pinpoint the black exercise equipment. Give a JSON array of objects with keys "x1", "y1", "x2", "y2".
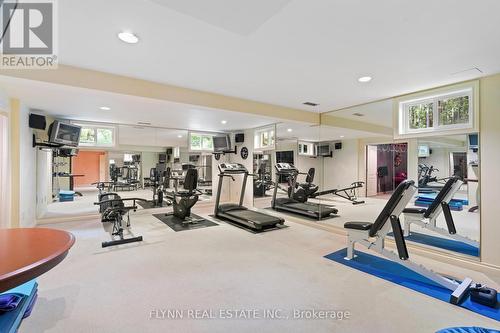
[
  {"x1": 165, "y1": 168, "x2": 204, "y2": 224},
  {"x1": 94, "y1": 196, "x2": 146, "y2": 247},
  {"x1": 344, "y1": 180, "x2": 474, "y2": 305},
  {"x1": 272, "y1": 163, "x2": 338, "y2": 219},
  {"x1": 150, "y1": 167, "x2": 164, "y2": 207},
  {"x1": 215, "y1": 163, "x2": 285, "y2": 230},
  {"x1": 253, "y1": 162, "x2": 272, "y2": 197},
  {"x1": 289, "y1": 167, "x2": 365, "y2": 205}
]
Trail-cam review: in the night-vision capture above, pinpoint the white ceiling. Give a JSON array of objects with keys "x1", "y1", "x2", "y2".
[
  {"x1": 0, "y1": 76, "x2": 287, "y2": 132},
  {"x1": 57, "y1": 0, "x2": 500, "y2": 112},
  {"x1": 328, "y1": 99, "x2": 394, "y2": 127},
  {"x1": 276, "y1": 122, "x2": 381, "y2": 142}
]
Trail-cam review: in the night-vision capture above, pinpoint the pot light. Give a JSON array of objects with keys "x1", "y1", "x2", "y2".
[
  {"x1": 118, "y1": 31, "x2": 139, "y2": 44},
  {"x1": 287, "y1": 128, "x2": 293, "y2": 132},
  {"x1": 99, "y1": 106, "x2": 111, "y2": 111},
  {"x1": 177, "y1": 135, "x2": 183, "y2": 138},
  {"x1": 221, "y1": 120, "x2": 227, "y2": 124},
  {"x1": 340, "y1": 135, "x2": 345, "y2": 138},
  {"x1": 358, "y1": 76, "x2": 372, "y2": 83}
]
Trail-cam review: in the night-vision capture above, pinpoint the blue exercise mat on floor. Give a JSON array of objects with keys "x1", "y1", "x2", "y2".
[
  {"x1": 324, "y1": 248, "x2": 500, "y2": 321},
  {"x1": 388, "y1": 231, "x2": 479, "y2": 257},
  {"x1": 436, "y1": 327, "x2": 500, "y2": 333}
]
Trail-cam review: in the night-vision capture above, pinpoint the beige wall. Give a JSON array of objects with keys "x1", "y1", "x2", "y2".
[{"x1": 479, "y1": 74, "x2": 500, "y2": 267}]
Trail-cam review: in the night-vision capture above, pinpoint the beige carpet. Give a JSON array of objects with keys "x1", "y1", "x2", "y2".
[{"x1": 21, "y1": 204, "x2": 499, "y2": 332}]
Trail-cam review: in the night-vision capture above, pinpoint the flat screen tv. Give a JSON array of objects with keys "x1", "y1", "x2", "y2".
[
  {"x1": 48, "y1": 120, "x2": 81, "y2": 147},
  {"x1": 316, "y1": 144, "x2": 331, "y2": 157},
  {"x1": 213, "y1": 134, "x2": 231, "y2": 153},
  {"x1": 418, "y1": 145, "x2": 430, "y2": 157},
  {"x1": 468, "y1": 134, "x2": 478, "y2": 147}
]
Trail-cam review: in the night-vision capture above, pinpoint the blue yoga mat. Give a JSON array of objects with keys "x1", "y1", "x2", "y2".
[
  {"x1": 324, "y1": 248, "x2": 500, "y2": 321},
  {"x1": 388, "y1": 232, "x2": 479, "y2": 257}
]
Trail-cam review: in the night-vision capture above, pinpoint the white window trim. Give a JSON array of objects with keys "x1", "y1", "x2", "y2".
[
  {"x1": 399, "y1": 88, "x2": 474, "y2": 135},
  {"x1": 73, "y1": 122, "x2": 117, "y2": 147},
  {"x1": 254, "y1": 125, "x2": 276, "y2": 151},
  {"x1": 189, "y1": 132, "x2": 215, "y2": 152}
]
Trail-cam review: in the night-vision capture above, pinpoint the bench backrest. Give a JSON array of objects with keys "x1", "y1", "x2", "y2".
[{"x1": 369, "y1": 180, "x2": 415, "y2": 237}]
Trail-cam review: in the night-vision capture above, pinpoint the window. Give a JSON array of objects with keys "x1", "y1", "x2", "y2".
[
  {"x1": 254, "y1": 126, "x2": 276, "y2": 150},
  {"x1": 408, "y1": 101, "x2": 433, "y2": 130},
  {"x1": 400, "y1": 88, "x2": 473, "y2": 134},
  {"x1": 75, "y1": 123, "x2": 116, "y2": 147},
  {"x1": 190, "y1": 133, "x2": 214, "y2": 152},
  {"x1": 298, "y1": 141, "x2": 315, "y2": 156}
]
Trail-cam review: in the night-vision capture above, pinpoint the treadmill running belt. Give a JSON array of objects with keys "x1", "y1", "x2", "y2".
[
  {"x1": 286, "y1": 202, "x2": 336, "y2": 214},
  {"x1": 224, "y1": 209, "x2": 282, "y2": 224}
]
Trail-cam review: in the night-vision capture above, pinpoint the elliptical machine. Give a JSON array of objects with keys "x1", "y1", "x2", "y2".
[
  {"x1": 165, "y1": 168, "x2": 204, "y2": 224},
  {"x1": 150, "y1": 167, "x2": 165, "y2": 207}
]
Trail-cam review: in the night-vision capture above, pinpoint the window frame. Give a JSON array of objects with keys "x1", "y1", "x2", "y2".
[
  {"x1": 399, "y1": 88, "x2": 473, "y2": 135},
  {"x1": 74, "y1": 122, "x2": 116, "y2": 147},
  {"x1": 189, "y1": 132, "x2": 215, "y2": 152},
  {"x1": 254, "y1": 125, "x2": 276, "y2": 151}
]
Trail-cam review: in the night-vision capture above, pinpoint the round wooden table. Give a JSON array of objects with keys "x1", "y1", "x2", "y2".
[{"x1": 0, "y1": 228, "x2": 75, "y2": 293}]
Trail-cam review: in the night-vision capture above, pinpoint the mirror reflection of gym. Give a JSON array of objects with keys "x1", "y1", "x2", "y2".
[{"x1": 402, "y1": 133, "x2": 480, "y2": 258}]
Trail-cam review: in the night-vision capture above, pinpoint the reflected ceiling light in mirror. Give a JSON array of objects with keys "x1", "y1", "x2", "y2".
[
  {"x1": 177, "y1": 135, "x2": 183, "y2": 138},
  {"x1": 99, "y1": 106, "x2": 111, "y2": 111},
  {"x1": 221, "y1": 120, "x2": 227, "y2": 124},
  {"x1": 287, "y1": 128, "x2": 292, "y2": 132},
  {"x1": 340, "y1": 135, "x2": 345, "y2": 138}
]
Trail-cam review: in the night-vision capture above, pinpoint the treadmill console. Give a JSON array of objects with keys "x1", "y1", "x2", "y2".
[
  {"x1": 218, "y1": 163, "x2": 248, "y2": 173},
  {"x1": 275, "y1": 163, "x2": 298, "y2": 174}
]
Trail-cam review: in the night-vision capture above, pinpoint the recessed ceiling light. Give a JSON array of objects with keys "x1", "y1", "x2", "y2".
[
  {"x1": 221, "y1": 120, "x2": 227, "y2": 124},
  {"x1": 358, "y1": 76, "x2": 372, "y2": 83},
  {"x1": 99, "y1": 106, "x2": 111, "y2": 111},
  {"x1": 118, "y1": 31, "x2": 139, "y2": 44},
  {"x1": 340, "y1": 135, "x2": 345, "y2": 138},
  {"x1": 287, "y1": 128, "x2": 292, "y2": 132},
  {"x1": 177, "y1": 135, "x2": 183, "y2": 138}
]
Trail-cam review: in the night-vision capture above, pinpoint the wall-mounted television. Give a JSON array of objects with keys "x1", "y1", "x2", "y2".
[
  {"x1": 48, "y1": 120, "x2": 81, "y2": 147},
  {"x1": 316, "y1": 143, "x2": 332, "y2": 157},
  {"x1": 417, "y1": 145, "x2": 430, "y2": 157},
  {"x1": 468, "y1": 134, "x2": 478, "y2": 147},
  {"x1": 213, "y1": 134, "x2": 231, "y2": 153}
]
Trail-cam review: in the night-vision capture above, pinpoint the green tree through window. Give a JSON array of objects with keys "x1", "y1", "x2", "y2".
[
  {"x1": 438, "y1": 96, "x2": 469, "y2": 126},
  {"x1": 408, "y1": 102, "x2": 433, "y2": 129}
]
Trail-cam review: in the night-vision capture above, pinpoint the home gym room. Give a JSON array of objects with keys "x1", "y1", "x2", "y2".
[{"x1": 0, "y1": 1, "x2": 499, "y2": 332}]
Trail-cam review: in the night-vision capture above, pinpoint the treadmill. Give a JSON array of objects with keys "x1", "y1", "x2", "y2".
[
  {"x1": 215, "y1": 163, "x2": 285, "y2": 230},
  {"x1": 272, "y1": 163, "x2": 338, "y2": 219}
]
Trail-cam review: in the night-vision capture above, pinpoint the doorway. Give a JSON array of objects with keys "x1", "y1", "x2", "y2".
[{"x1": 366, "y1": 143, "x2": 408, "y2": 197}]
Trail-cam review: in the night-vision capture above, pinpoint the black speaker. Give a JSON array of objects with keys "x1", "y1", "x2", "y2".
[
  {"x1": 235, "y1": 133, "x2": 244, "y2": 143},
  {"x1": 29, "y1": 113, "x2": 46, "y2": 130},
  {"x1": 334, "y1": 142, "x2": 342, "y2": 150}
]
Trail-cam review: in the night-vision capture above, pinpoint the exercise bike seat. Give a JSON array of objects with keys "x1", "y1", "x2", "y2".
[{"x1": 344, "y1": 222, "x2": 373, "y2": 230}]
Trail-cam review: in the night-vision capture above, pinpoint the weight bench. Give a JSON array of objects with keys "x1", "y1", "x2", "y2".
[
  {"x1": 403, "y1": 177, "x2": 478, "y2": 247},
  {"x1": 344, "y1": 180, "x2": 472, "y2": 305}
]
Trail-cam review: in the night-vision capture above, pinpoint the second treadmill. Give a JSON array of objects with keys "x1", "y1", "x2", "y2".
[
  {"x1": 272, "y1": 163, "x2": 338, "y2": 219},
  {"x1": 215, "y1": 163, "x2": 285, "y2": 230}
]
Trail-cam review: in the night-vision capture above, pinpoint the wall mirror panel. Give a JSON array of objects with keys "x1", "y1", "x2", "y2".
[{"x1": 320, "y1": 100, "x2": 480, "y2": 259}]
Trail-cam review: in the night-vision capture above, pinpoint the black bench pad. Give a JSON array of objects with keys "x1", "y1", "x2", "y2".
[
  {"x1": 403, "y1": 207, "x2": 427, "y2": 214},
  {"x1": 344, "y1": 222, "x2": 373, "y2": 230}
]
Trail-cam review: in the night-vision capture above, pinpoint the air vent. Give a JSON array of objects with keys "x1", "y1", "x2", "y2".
[
  {"x1": 137, "y1": 121, "x2": 151, "y2": 125},
  {"x1": 352, "y1": 113, "x2": 365, "y2": 117},
  {"x1": 303, "y1": 102, "x2": 319, "y2": 107}
]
